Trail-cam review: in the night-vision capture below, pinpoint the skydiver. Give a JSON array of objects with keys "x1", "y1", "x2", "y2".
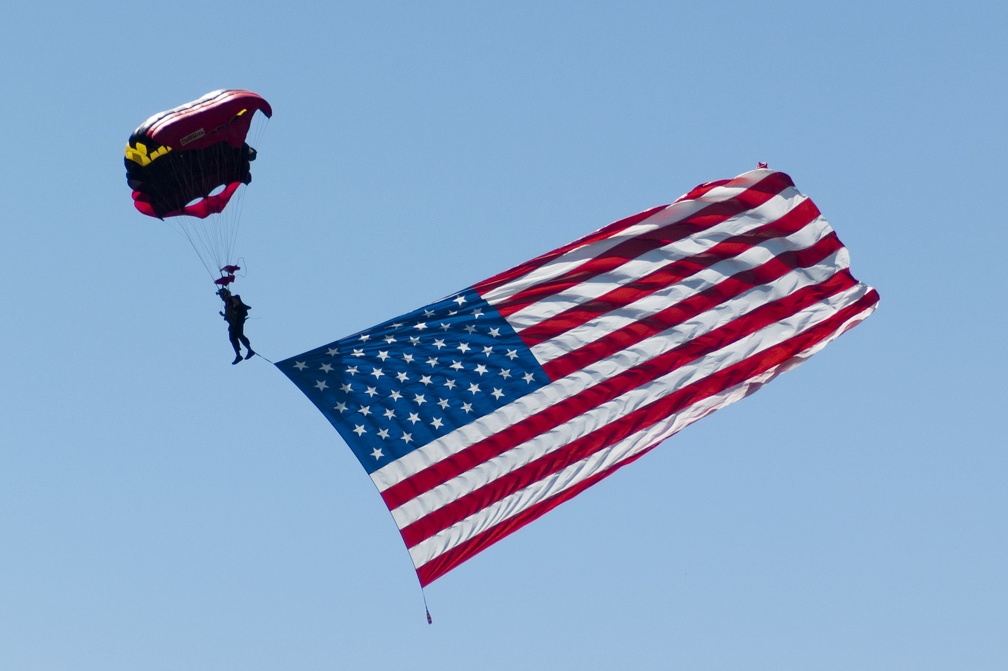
[{"x1": 218, "y1": 289, "x2": 255, "y2": 364}]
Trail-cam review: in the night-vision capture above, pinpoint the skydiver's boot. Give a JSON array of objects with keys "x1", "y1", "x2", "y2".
[
  {"x1": 232, "y1": 354, "x2": 243, "y2": 365},
  {"x1": 245, "y1": 348, "x2": 256, "y2": 360}
]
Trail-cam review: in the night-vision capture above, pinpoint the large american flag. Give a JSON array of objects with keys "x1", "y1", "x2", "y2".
[{"x1": 278, "y1": 168, "x2": 879, "y2": 586}]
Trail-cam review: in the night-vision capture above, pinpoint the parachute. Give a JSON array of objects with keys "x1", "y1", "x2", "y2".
[{"x1": 125, "y1": 89, "x2": 272, "y2": 285}]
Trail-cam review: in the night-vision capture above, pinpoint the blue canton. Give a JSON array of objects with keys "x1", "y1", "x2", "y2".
[{"x1": 278, "y1": 290, "x2": 549, "y2": 474}]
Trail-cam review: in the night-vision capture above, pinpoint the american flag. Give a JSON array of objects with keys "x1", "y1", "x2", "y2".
[{"x1": 278, "y1": 168, "x2": 879, "y2": 586}]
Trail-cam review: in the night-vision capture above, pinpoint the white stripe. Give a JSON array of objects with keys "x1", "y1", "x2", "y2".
[
  {"x1": 480, "y1": 172, "x2": 780, "y2": 306},
  {"x1": 387, "y1": 272, "x2": 866, "y2": 530},
  {"x1": 528, "y1": 216, "x2": 839, "y2": 364},
  {"x1": 505, "y1": 188, "x2": 809, "y2": 332},
  {"x1": 406, "y1": 282, "x2": 876, "y2": 568}
]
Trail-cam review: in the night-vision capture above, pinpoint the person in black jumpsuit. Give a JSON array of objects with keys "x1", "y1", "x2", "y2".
[{"x1": 219, "y1": 290, "x2": 255, "y2": 364}]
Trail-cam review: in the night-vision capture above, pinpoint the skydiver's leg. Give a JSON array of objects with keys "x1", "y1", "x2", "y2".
[
  {"x1": 236, "y1": 324, "x2": 255, "y2": 359},
  {"x1": 229, "y1": 328, "x2": 244, "y2": 364}
]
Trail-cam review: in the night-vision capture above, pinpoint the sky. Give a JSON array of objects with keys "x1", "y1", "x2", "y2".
[{"x1": 2, "y1": 2, "x2": 1006, "y2": 669}]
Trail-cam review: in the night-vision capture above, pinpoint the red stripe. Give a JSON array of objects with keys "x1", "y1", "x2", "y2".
[
  {"x1": 542, "y1": 231, "x2": 846, "y2": 380},
  {"x1": 414, "y1": 286, "x2": 879, "y2": 586},
  {"x1": 678, "y1": 178, "x2": 733, "y2": 201},
  {"x1": 474, "y1": 172, "x2": 796, "y2": 301},
  {"x1": 518, "y1": 197, "x2": 822, "y2": 347},
  {"x1": 473, "y1": 205, "x2": 667, "y2": 297},
  {"x1": 490, "y1": 172, "x2": 796, "y2": 319},
  {"x1": 382, "y1": 269, "x2": 858, "y2": 512}
]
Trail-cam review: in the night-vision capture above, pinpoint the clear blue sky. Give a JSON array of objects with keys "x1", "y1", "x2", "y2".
[{"x1": 3, "y1": 2, "x2": 1006, "y2": 669}]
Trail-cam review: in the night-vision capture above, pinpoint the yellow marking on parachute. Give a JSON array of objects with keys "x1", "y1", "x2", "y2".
[{"x1": 124, "y1": 140, "x2": 172, "y2": 167}]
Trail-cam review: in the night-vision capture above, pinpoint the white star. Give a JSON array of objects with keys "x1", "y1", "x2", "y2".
[
  {"x1": 440, "y1": 322, "x2": 451, "y2": 331},
  {"x1": 409, "y1": 336, "x2": 421, "y2": 346},
  {"x1": 365, "y1": 386, "x2": 379, "y2": 397},
  {"x1": 391, "y1": 322, "x2": 403, "y2": 328},
  {"x1": 414, "y1": 322, "x2": 428, "y2": 330},
  {"x1": 407, "y1": 412, "x2": 421, "y2": 425},
  {"x1": 360, "y1": 334, "x2": 371, "y2": 342},
  {"x1": 389, "y1": 390, "x2": 403, "y2": 401},
  {"x1": 340, "y1": 383, "x2": 353, "y2": 393},
  {"x1": 384, "y1": 335, "x2": 397, "y2": 344},
  {"x1": 482, "y1": 346, "x2": 493, "y2": 357},
  {"x1": 320, "y1": 363, "x2": 333, "y2": 373},
  {"x1": 461, "y1": 401, "x2": 473, "y2": 413},
  {"x1": 431, "y1": 417, "x2": 444, "y2": 429},
  {"x1": 334, "y1": 401, "x2": 348, "y2": 413},
  {"x1": 491, "y1": 388, "x2": 504, "y2": 400},
  {"x1": 453, "y1": 295, "x2": 466, "y2": 306},
  {"x1": 437, "y1": 398, "x2": 450, "y2": 409},
  {"x1": 443, "y1": 379, "x2": 456, "y2": 390},
  {"x1": 523, "y1": 373, "x2": 535, "y2": 383},
  {"x1": 326, "y1": 347, "x2": 339, "y2": 357},
  {"x1": 294, "y1": 361, "x2": 307, "y2": 371},
  {"x1": 359, "y1": 405, "x2": 372, "y2": 416},
  {"x1": 370, "y1": 447, "x2": 384, "y2": 459},
  {"x1": 314, "y1": 380, "x2": 328, "y2": 391},
  {"x1": 351, "y1": 348, "x2": 365, "y2": 358},
  {"x1": 377, "y1": 350, "x2": 390, "y2": 361},
  {"x1": 345, "y1": 365, "x2": 359, "y2": 376},
  {"x1": 468, "y1": 383, "x2": 480, "y2": 395},
  {"x1": 424, "y1": 309, "x2": 436, "y2": 318},
  {"x1": 506, "y1": 349, "x2": 518, "y2": 360},
  {"x1": 396, "y1": 371, "x2": 409, "y2": 383},
  {"x1": 472, "y1": 308, "x2": 484, "y2": 319},
  {"x1": 401, "y1": 432, "x2": 413, "y2": 444},
  {"x1": 450, "y1": 360, "x2": 464, "y2": 371},
  {"x1": 499, "y1": 368, "x2": 512, "y2": 379},
  {"x1": 353, "y1": 424, "x2": 366, "y2": 436},
  {"x1": 433, "y1": 338, "x2": 446, "y2": 350},
  {"x1": 384, "y1": 408, "x2": 396, "y2": 419},
  {"x1": 474, "y1": 364, "x2": 488, "y2": 376},
  {"x1": 426, "y1": 357, "x2": 438, "y2": 367},
  {"x1": 457, "y1": 342, "x2": 471, "y2": 353},
  {"x1": 419, "y1": 375, "x2": 433, "y2": 386},
  {"x1": 370, "y1": 367, "x2": 385, "y2": 380},
  {"x1": 403, "y1": 353, "x2": 415, "y2": 364},
  {"x1": 377, "y1": 428, "x2": 390, "y2": 440},
  {"x1": 488, "y1": 327, "x2": 501, "y2": 338},
  {"x1": 413, "y1": 393, "x2": 427, "y2": 406},
  {"x1": 464, "y1": 325, "x2": 477, "y2": 334}
]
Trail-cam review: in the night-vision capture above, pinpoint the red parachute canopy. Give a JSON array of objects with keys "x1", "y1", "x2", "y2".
[
  {"x1": 125, "y1": 89, "x2": 272, "y2": 219},
  {"x1": 124, "y1": 90, "x2": 272, "y2": 283}
]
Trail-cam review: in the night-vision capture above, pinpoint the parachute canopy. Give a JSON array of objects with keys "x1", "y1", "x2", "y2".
[{"x1": 125, "y1": 89, "x2": 272, "y2": 219}]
